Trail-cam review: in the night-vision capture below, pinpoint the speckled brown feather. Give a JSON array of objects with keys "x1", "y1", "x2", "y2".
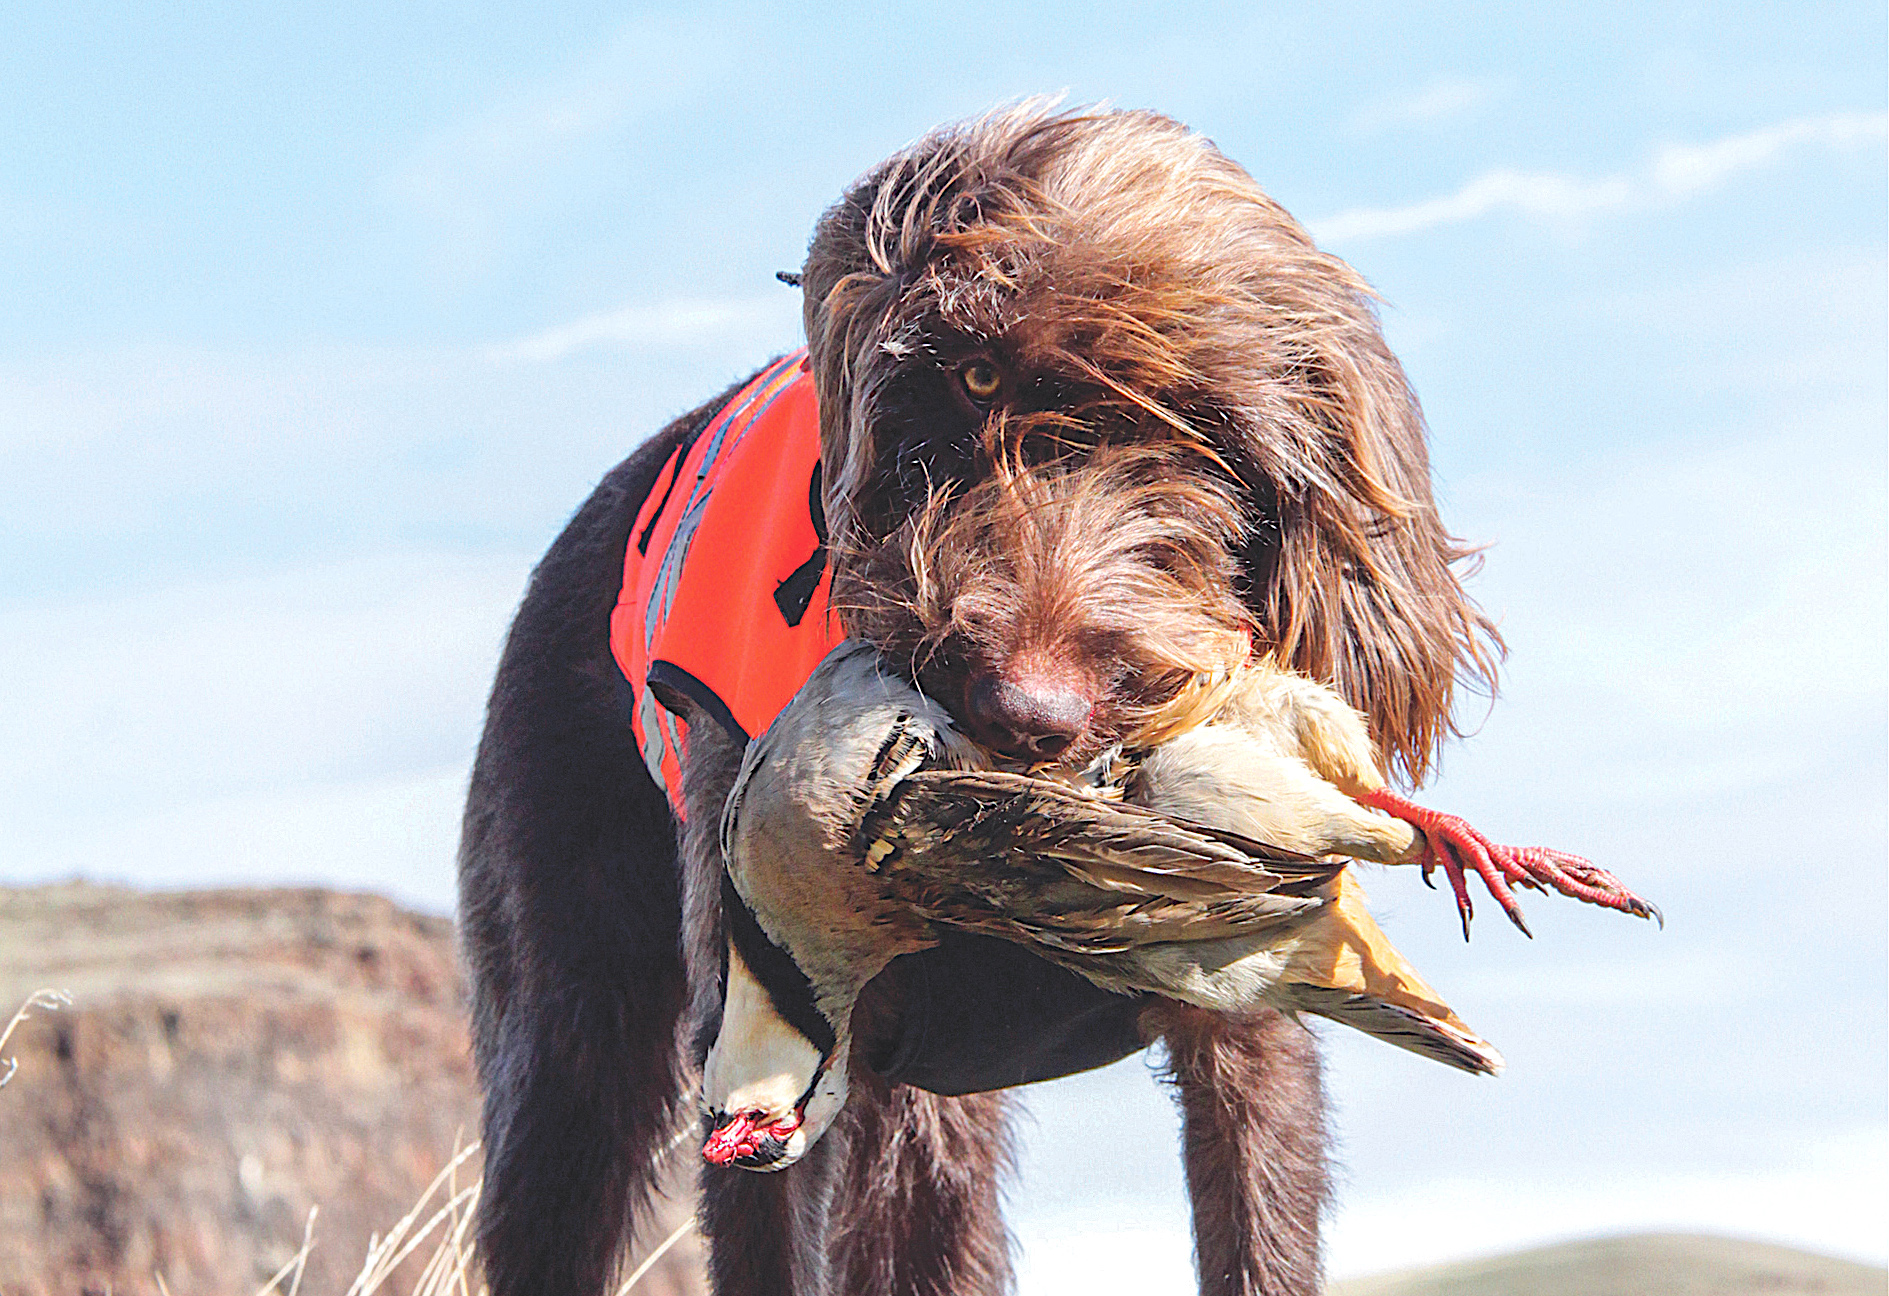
[
  {"x1": 852, "y1": 763, "x2": 1500, "y2": 1075},
  {"x1": 864, "y1": 769, "x2": 1338, "y2": 955}
]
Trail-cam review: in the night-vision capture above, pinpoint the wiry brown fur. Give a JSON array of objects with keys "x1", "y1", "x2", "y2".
[
  {"x1": 462, "y1": 101, "x2": 1499, "y2": 1296},
  {"x1": 1146, "y1": 1004, "x2": 1330, "y2": 1296},
  {"x1": 801, "y1": 102, "x2": 1500, "y2": 1295},
  {"x1": 828, "y1": 1080, "x2": 1015, "y2": 1295},
  {"x1": 806, "y1": 101, "x2": 1500, "y2": 784},
  {"x1": 833, "y1": 445, "x2": 1254, "y2": 762}
]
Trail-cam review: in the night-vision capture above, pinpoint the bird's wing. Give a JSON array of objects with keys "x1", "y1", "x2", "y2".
[{"x1": 861, "y1": 769, "x2": 1343, "y2": 955}]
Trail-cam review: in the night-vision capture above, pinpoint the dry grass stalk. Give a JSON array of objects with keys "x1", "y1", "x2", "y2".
[
  {"x1": 257, "y1": 1207, "x2": 319, "y2": 1296},
  {"x1": 343, "y1": 1141, "x2": 483, "y2": 1296},
  {"x1": 611, "y1": 1218, "x2": 693, "y2": 1295},
  {"x1": 0, "y1": 987, "x2": 70, "y2": 1089},
  {"x1": 330, "y1": 1124, "x2": 696, "y2": 1296}
]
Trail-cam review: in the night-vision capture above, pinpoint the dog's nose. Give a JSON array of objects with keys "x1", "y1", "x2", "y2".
[{"x1": 963, "y1": 669, "x2": 1093, "y2": 761}]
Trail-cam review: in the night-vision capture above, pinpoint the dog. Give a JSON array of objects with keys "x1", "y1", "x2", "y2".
[{"x1": 457, "y1": 103, "x2": 1502, "y2": 1296}]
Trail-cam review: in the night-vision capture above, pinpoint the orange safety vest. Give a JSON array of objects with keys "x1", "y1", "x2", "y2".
[
  {"x1": 610, "y1": 352, "x2": 845, "y2": 815},
  {"x1": 615, "y1": 354, "x2": 1158, "y2": 1095}
]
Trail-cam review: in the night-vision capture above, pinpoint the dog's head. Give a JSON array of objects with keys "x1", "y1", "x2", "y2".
[{"x1": 800, "y1": 103, "x2": 1500, "y2": 783}]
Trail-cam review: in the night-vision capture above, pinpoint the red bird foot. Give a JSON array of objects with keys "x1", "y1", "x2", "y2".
[{"x1": 1356, "y1": 788, "x2": 1661, "y2": 941}]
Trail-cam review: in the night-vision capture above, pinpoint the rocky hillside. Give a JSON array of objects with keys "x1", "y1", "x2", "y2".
[{"x1": 0, "y1": 883, "x2": 702, "y2": 1296}]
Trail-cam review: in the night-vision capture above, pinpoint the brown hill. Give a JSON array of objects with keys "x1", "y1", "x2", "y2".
[
  {"x1": 0, "y1": 882, "x2": 702, "y2": 1296},
  {"x1": 1332, "y1": 1232, "x2": 1887, "y2": 1296}
]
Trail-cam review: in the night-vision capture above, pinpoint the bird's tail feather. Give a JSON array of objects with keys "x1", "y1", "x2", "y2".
[
  {"x1": 1276, "y1": 871, "x2": 1503, "y2": 1074},
  {"x1": 1277, "y1": 982, "x2": 1504, "y2": 1075}
]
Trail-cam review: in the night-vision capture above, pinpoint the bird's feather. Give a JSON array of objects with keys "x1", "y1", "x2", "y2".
[
  {"x1": 1272, "y1": 984, "x2": 1503, "y2": 1075},
  {"x1": 857, "y1": 764, "x2": 1502, "y2": 1068},
  {"x1": 862, "y1": 769, "x2": 1343, "y2": 958}
]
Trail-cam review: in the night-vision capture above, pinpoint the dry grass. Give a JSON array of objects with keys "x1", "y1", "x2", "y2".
[
  {"x1": 317, "y1": 1132, "x2": 695, "y2": 1296},
  {"x1": 0, "y1": 986, "x2": 69, "y2": 1088},
  {"x1": 226, "y1": 1132, "x2": 696, "y2": 1296}
]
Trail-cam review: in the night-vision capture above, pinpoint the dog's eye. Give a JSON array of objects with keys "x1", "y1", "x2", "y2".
[{"x1": 959, "y1": 361, "x2": 1001, "y2": 402}]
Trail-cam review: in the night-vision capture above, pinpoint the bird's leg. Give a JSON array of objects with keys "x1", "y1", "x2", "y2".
[{"x1": 1354, "y1": 787, "x2": 1661, "y2": 940}]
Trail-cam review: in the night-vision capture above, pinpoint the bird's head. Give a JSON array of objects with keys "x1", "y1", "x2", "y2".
[
  {"x1": 700, "y1": 1054, "x2": 849, "y2": 1172},
  {"x1": 701, "y1": 936, "x2": 851, "y2": 1172},
  {"x1": 700, "y1": 1105, "x2": 801, "y2": 1168}
]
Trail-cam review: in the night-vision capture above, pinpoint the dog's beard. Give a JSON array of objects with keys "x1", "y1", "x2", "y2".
[{"x1": 828, "y1": 442, "x2": 1254, "y2": 763}]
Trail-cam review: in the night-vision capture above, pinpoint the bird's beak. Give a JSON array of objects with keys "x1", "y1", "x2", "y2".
[{"x1": 702, "y1": 1108, "x2": 804, "y2": 1170}]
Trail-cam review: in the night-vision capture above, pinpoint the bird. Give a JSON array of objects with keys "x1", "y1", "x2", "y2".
[
  {"x1": 1127, "y1": 654, "x2": 1660, "y2": 940},
  {"x1": 700, "y1": 642, "x2": 1656, "y2": 1170}
]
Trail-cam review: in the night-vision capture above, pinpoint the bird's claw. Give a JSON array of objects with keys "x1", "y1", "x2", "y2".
[{"x1": 1357, "y1": 788, "x2": 1659, "y2": 939}]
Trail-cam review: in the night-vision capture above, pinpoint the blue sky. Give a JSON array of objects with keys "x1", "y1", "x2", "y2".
[{"x1": 3, "y1": 2, "x2": 1884, "y2": 1286}]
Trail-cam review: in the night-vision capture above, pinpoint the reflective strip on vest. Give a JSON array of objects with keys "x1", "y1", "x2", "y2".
[{"x1": 609, "y1": 352, "x2": 845, "y2": 816}]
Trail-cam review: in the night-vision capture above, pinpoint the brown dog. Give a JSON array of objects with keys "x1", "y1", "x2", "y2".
[{"x1": 459, "y1": 103, "x2": 1501, "y2": 1296}]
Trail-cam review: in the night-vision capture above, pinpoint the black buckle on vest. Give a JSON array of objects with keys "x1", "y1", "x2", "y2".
[{"x1": 773, "y1": 461, "x2": 827, "y2": 628}]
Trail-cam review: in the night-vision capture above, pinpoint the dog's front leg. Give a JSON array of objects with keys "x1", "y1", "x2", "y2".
[
  {"x1": 1146, "y1": 1003, "x2": 1329, "y2": 1296},
  {"x1": 828, "y1": 1072, "x2": 1015, "y2": 1296},
  {"x1": 698, "y1": 1084, "x2": 1013, "y2": 1296},
  {"x1": 699, "y1": 1135, "x2": 845, "y2": 1294}
]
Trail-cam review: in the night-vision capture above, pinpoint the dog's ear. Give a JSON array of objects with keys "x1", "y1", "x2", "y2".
[
  {"x1": 801, "y1": 168, "x2": 902, "y2": 553},
  {"x1": 1233, "y1": 316, "x2": 1503, "y2": 789}
]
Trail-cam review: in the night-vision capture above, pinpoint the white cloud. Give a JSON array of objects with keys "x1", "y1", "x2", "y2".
[
  {"x1": 1316, "y1": 168, "x2": 1638, "y2": 242},
  {"x1": 485, "y1": 293, "x2": 802, "y2": 363},
  {"x1": 1312, "y1": 111, "x2": 1888, "y2": 243},
  {"x1": 1350, "y1": 78, "x2": 1497, "y2": 133},
  {"x1": 1649, "y1": 113, "x2": 1889, "y2": 197},
  {"x1": 0, "y1": 551, "x2": 530, "y2": 913}
]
